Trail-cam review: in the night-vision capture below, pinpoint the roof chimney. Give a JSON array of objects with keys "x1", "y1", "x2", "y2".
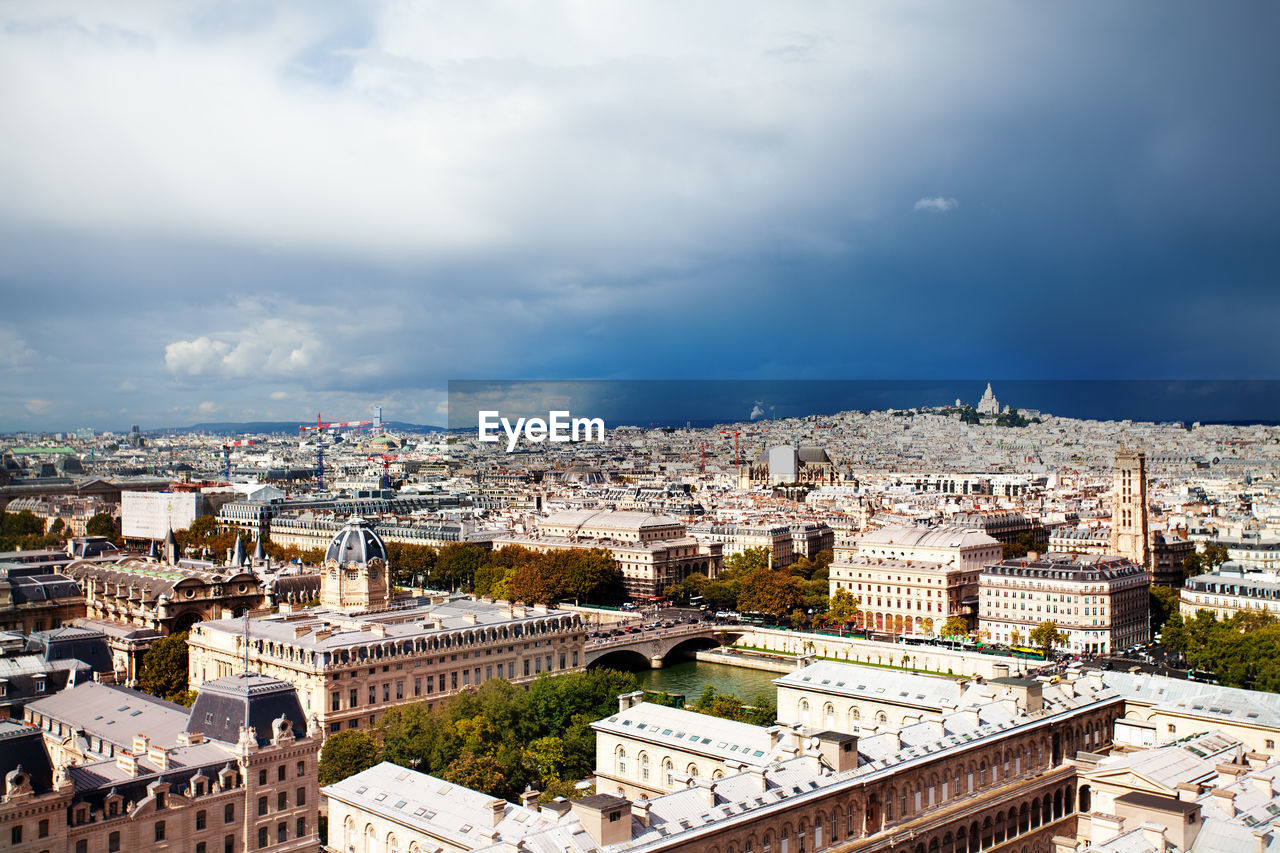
[
  {"x1": 1139, "y1": 822, "x2": 1167, "y2": 853},
  {"x1": 519, "y1": 787, "x2": 540, "y2": 809},
  {"x1": 631, "y1": 798, "x2": 651, "y2": 828},
  {"x1": 1212, "y1": 788, "x2": 1237, "y2": 817},
  {"x1": 487, "y1": 798, "x2": 506, "y2": 827},
  {"x1": 570, "y1": 795, "x2": 633, "y2": 847},
  {"x1": 618, "y1": 690, "x2": 644, "y2": 712}
]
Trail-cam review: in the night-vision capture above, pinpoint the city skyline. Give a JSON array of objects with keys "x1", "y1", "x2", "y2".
[{"x1": 2, "y1": 2, "x2": 1279, "y2": 432}]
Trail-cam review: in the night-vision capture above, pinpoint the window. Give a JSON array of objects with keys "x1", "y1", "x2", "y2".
[
  {"x1": 296, "y1": 818, "x2": 307, "y2": 839},
  {"x1": 109, "y1": 832, "x2": 121, "y2": 852},
  {"x1": 197, "y1": 809, "x2": 208, "y2": 830},
  {"x1": 277, "y1": 822, "x2": 287, "y2": 843},
  {"x1": 1267, "y1": 739, "x2": 1276, "y2": 750},
  {"x1": 77, "y1": 841, "x2": 88, "y2": 853},
  {"x1": 13, "y1": 826, "x2": 23, "y2": 844},
  {"x1": 369, "y1": 685, "x2": 376, "y2": 704},
  {"x1": 258, "y1": 827, "x2": 268, "y2": 849},
  {"x1": 225, "y1": 835, "x2": 235, "y2": 853},
  {"x1": 197, "y1": 845, "x2": 207, "y2": 853},
  {"x1": 278, "y1": 791, "x2": 287, "y2": 810},
  {"x1": 259, "y1": 769, "x2": 268, "y2": 785},
  {"x1": 225, "y1": 804, "x2": 235, "y2": 823},
  {"x1": 39, "y1": 819, "x2": 50, "y2": 837},
  {"x1": 297, "y1": 787, "x2": 306, "y2": 806},
  {"x1": 297, "y1": 761, "x2": 305, "y2": 778},
  {"x1": 156, "y1": 821, "x2": 166, "y2": 841},
  {"x1": 278, "y1": 765, "x2": 286, "y2": 782},
  {"x1": 349, "y1": 688, "x2": 358, "y2": 707},
  {"x1": 258, "y1": 796, "x2": 268, "y2": 816}
]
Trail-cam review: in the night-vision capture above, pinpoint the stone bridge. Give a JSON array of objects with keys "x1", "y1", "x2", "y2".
[{"x1": 584, "y1": 623, "x2": 743, "y2": 669}]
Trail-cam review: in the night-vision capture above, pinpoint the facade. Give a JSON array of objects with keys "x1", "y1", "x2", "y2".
[
  {"x1": 0, "y1": 672, "x2": 321, "y2": 853},
  {"x1": 1071, "y1": 731, "x2": 1280, "y2": 853},
  {"x1": 3, "y1": 495, "x2": 113, "y2": 537},
  {"x1": 63, "y1": 556, "x2": 269, "y2": 635},
  {"x1": 978, "y1": 554, "x2": 1150, "y2": 654},
  {"x1": 189, "y1": 517, "x2": 587, "y2": 734},
  {"x1": 952, "y1": 510, "x2": 1045, "y2": 546},
  {"x1": 689, "y1": 522, "x2": 796, "y2": 568},
  {"x1": 743, "y1": 446, "x2": 840, "y2": 488},
  {"x1": 1179, "y1": 563, "x2": 1280, "y2": 621},
  {"x1": 791, "y1": 523, "x2": 835, "y2": 561},
  {"x1": 1207, "y1": 534, "x2": 1280, "y2": 573},
  {"x1": 493, "y1": 511, "x2": 721, "y2": 598},
  {"x1": 1109, "y1": 451, "x2": 1153, "y2": 579},
  {"x1": 0, "y1": 564, "x2": 85, "y2": 635},
  {"x1": 828, "y1": 524, "x2": 999, "y2": 634},
  {"x1": 120, "y1": 490, "x2": 203, "y2": 541}
]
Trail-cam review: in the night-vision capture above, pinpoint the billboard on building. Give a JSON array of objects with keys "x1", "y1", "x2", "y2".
[{"x1": 121, "y1": 491, "x2": 203, "y2": 540}]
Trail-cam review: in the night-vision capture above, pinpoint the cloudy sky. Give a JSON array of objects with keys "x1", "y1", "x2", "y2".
[{"x1": 2, "y1": 1, "x2": 1278, "y2": 431}]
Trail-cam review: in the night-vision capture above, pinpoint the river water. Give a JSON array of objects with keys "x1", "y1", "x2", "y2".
[{"x1": 632, "y1": 659, "x2": 782, "y2": 703}]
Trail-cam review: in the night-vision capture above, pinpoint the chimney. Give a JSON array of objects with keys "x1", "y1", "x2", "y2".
[
  {"x1": 570, "y1": 795, "x2": 633, "y2": 847},
  {"x1": 133, "y1": 734, "x2": 150, "y2": 753},
  {"x1": 618, "y1": 690, "x2": 644, "y2": 712},
  {"x1": 519, "y1": 787, "x2": 540, "y2": 809},
  {"x1": 631, "y1": 798, "x2": 651, "y2": 828},
  {"x1": 1091, "y1": 813, "x2": 1126, "y2": 845},
  {"x1": 1252, "y1": 774, "x2": 1278, "y2": 798},
  {"x1": 1176, "y1": 782, "x2": 1202, "y2": 802},
  {"x1": 747, "y1": 766, "x2": 769, "y2": 793},
  {"x1": 1051, "y1": 836, "x2": 1077, "y2": 853},
  {"x1": 694, "y1": 778, "x2": 718, "y2": 807},
  {"x1": 540, "y1": 798, "x2": 573, "y2": 821},
  {"x1": 815, "y1": 732, "x2": 859, "y2": 773},
  {"x1": 487, "y1": 798, "x2": 506, "y2": 827},
  {"x1": 1212, "y1": 788, "x2": 1237, "y2": 817},
  {"x1": 1139, "y1": 822, "x2": 1167, "y2": 853},
  {"x1": 1254, "y1": 830, "x2": 1273, "y2": 853},
  {"x1": 116, "y1": 751, "x2": 139, "y2": 776}
]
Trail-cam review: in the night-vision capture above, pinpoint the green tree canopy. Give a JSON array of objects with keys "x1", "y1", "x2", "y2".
[
  {"x1": 138, "y1": 631, "x2": 193, "y2": 704},
  {"x1": 828, "y1": 588, "x2": 861, "y2": 623},
  {"x1": 723, "y1": 546, "x2": 772, "y2": 575},
  {"x1": 941, "y1": 616, "x2": 971, "y2": 638},
  {"x1": 319, "y1": 730, "x2": 379, "y2": 786},
  {"x1": 1029, "y1": 621, "x2": 1068, "y2": 654},
  {"x1": 737, "y1": 568, "x2": 804, "y2": 619},
  {"x1": 84, "y1": 512, "x2": 117, "y2": 539}
]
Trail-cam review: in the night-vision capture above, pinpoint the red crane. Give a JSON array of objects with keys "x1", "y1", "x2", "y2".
[{"x1": 299, "y1": 413, "x2": 373, "y2": 432}]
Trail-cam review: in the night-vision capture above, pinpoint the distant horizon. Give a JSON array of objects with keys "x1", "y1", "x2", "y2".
[{"x1": 8, "y1": 379, "x2": 1280, "y2": 435}]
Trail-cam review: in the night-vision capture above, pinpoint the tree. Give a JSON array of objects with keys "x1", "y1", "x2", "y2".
[
  {"x1": 386, "y1": 542, "x2": 437, "y2": 587},
  {"x1": 1002, "y1": 532, "x2": 1040, "y2": 560},
  {"x1": 1029, "y1": 621, "x2": 1067, "y2": 656},
  {"x1": 737, "y1": 568, "x2": 803, "y2": 620},
  {"x1": 319, "y1": 730, "x2": 379, "y2": 786},
  {"x1": 434, "y1": 543, "x2": 488, "y2": 590},
  {"x1": 941, "y1": 616, "x2": 970, "y2": 639},
  {"x1": 85, "y1": 512, "x2": 117, "y2": 539},
  {"x1": 138, "y1": 631, "x2": 192, "y2": 704},
  {"x1": 1150, "y1": 586, "x2": 1180, "y2": 634},
  {"x1": 724, "y1": 546, "x2": 772, "y2": 575},
  {"x1": 828, "y1": 589, "x2": 861, "y2": 624}
]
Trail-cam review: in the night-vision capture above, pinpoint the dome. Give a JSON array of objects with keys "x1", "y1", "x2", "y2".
[{"x1": 325, "y1": 515, "x2": 388, "y2": 566}]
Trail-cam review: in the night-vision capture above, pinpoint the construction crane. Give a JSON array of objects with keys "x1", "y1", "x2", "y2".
[
  {"x1": 299, "y1": 414, "x2": 374, "y2": 490},
  {"x1": 366, "y1": 454, "x2": 405, "y2": 490},
  {"x1": 222, "y1": 440, "x2": 254, "y2": 481}
]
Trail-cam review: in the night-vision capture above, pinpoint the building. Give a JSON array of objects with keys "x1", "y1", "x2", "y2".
[
  {"x1": 1179, "y1": 562, "x2": 1280, "y2": 621},
  {"x1": 828, "y1": 524, "x2": 1000, "y2": 635},
  {"x1": 1071, "y1": 731, "x2": 1280, "y2": 853},
  {"x1": 0, "y1": 563, "x2": 85, "y2": 635},
  {"x1": 952, "y1": 510, "x2": 1046, "y2": 547},
  {"x1": 325, "y1": 661, "x2": 1123, "y2": 853},
  {"x1": 1110, "y1": 450, "x2": 1154, "y2": 580},
  {"x1": 689, "y1": 522, "x2": 795, "y2": 568},
  {"x1": 791, "y1": 523, "x2": 835, "y2": 561},
  {"x1": 188, "y1": 517, "x2": 587, "y2": 734},
  {"x1": 1205, "y1": 533, "x2": 1280, "y2": 573},
  {"x1": 2, "y1": 495, "x2": 113, "y2": 537},
  {"x1": 120, "y1": 490, "x2": 203, "y2": 541},
  {"x1": 493, "y1": 511, "x2": 721, "y2": 598},
  {"x1": 0, "y1": 672, "x2": 322, "y2": 853},
  {"x1": 592, "y1": 693, "x2": 799, "y2": 799},
  {"x1": 63, "y1": 555, "x2": 270, "y2": 635},
  {"x1": 743, "y1": 446, "x2": 840, "y2": 488},
  {"x1": 978, "y1": 554, "x2": 1150, "y2": 654},
  {"x1": 977, "y1": 382, "x2": 1001, "y2": 415}
]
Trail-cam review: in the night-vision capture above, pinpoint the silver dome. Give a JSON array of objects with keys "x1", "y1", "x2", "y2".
[{"x1": 325, "y1": 516, "x2": 389, "y2": 566}]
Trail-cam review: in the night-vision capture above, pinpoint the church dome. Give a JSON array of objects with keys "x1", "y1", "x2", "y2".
[{"x1": 325, "y1": 516, "x2": 388, "y2": 565}]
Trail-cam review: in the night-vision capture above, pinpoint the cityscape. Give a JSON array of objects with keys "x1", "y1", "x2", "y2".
[{"x1": 3, "y1": 4, "x2": 1280, "y2": 853}]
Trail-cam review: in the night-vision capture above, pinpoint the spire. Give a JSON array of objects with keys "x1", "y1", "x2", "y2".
[
  {"x1": 164, "y1": 528, "x2": 180, "y2": 566},
  {"x1": 231, "y1": 534, "x2": 246, "y2": 567},
  {"x1": 147, "y1": 538, "x2": 158, "y2": 560},
  {"x1": 252, "y1": 539, "x2": 267, "y2": 563}
]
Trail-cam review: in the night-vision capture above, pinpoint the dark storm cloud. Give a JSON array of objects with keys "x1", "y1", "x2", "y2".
[{"x1": 0, "y1": 1, "x2": 1278, "y2": 430}]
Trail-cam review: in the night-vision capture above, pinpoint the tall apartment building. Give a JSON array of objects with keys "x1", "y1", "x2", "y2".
[
  {"x1": 828, "y1": 524, "x2": 1001, "y2": 635},
  {"x1": 688, "y1": 522, "x2": 796, "y2": 568},
  {"x1": 979, "y1": 553, "x2": 1150, "y2": 654},
  {"x1": 188, "y1": 516, "x2": 587, "y2": 733}
]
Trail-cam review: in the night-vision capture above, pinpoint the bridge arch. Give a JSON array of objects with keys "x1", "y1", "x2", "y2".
[{"x1": 587, "y1": 648, "x2": 653, "y2": 670}]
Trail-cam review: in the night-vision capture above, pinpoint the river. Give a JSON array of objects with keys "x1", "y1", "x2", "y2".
[{"x1": 632, "y1": 659, "x2": 782, "y2": 703}]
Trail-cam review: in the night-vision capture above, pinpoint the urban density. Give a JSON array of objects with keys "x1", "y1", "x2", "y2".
[{"x1": 3, "y1": 386, "x2": 1280, "y2": 853}]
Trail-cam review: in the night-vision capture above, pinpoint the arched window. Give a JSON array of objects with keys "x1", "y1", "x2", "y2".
[
  {"x1": 876, "y1": 711, "x2": 888, "y2": 724},
  {"x1": 764, "y1": 832, "x2": 774, "y2": 853},
  {"x1": 799, "y1": 699, "x2": 810, "y2": 721},
  {"x1": 616, "y1": 746, "x2": 627, "y2": 774},
  {"x1": 687, "y1": 763, "x2": 699, "y2": 780},
  {"x1": 851, "y1": 707, "x2": 861, "y2": 721},
  {"x1": 823, "y1": 703, "x2": 835, "y2": 728},
  {"x1": 387, "y1": 833, "x2": 400, "y2": 853},
  {"x1": 640, "y1": 752, "x2": 650, "y2": 780},
  {"x1": 664, "y1": 759, "x2": 674, "y2": 787}
]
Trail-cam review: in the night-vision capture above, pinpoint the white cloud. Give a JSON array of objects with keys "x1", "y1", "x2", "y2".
[
  {"x1": 914, "y1": 196, "x2": 958, "y2": 213},
  {"x1": 164, "y1": 336, "x2": 231, "y2": 376},
  {"x1": 198, "y1": 400, "x2": 218, "y2": 415},
  {"x1": 269, "y1": 390, "x2": 290, "y2": 400},
  {"x1": 24, "y1": 398, "x2": 52, "y2": 414},
  {"x1": 0, "y1": 327, "x2": 36, "y2": 369}
]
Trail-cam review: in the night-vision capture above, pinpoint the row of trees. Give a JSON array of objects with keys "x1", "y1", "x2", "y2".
[
  {"x1": 318, "y1": 668, "x2": 640, "y2": 800},
  {"x1": 664, "y1": 547, "x2": 834, "y2": 625},
  {"x1": 0, "y1": 508, "x2": 120, "y2": 551},
  {"x1": 1161, "y1": 609, "x2": 1280, "y2": 691}
]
